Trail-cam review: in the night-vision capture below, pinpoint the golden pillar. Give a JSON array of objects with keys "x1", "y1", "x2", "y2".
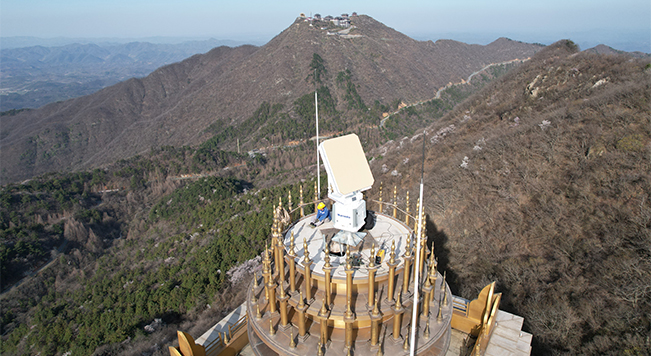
[
  {"x1": 303, "y1": 238, "x2": 313, "y2": 301},
  {"x1": 367, "y1": 243, "x2": 379, "y2": 309},
  {"x1": 392, "y1": 292, "x2": 405, "y2": 341},
  {"x1": 419, "y1": 234, "x2": 427, "y2": 277},
  {"x1": 318, "y1": 298, "x2": 330, "y2": 346},
  {"x1": 267, "y1": 279, "x2": 277, "y2": 314},
  {"x1": 422, "y1": 276, "x2": 433, "y2": 319},
  {"x1": 288, "y1": 232, "x2": 297, "y2": 293},
  {"x1": 344, "y1": 299, "x2": 355, "y2": 350},
  {"x1": 278, "y1": 281, "x2": 290, "y2": 328},
  {"x1": 345, "y1": 249, "x2": 354, "y2": 303},
  {"x1": 272, "y1": 226, "x2": 280, "y2": 279},
  {"x1": 323, "y1": 246, "x2": 333, "y2": 307},
  {"x1": 402, "y1": 235, "x2": 413, "y2": 295},
  {"x1": 277, "y1": 235, "x2": 286, "y2": 281},
  {"x1": 288, "y1": 190, "x2": 293, "y2": 212},
  {"x1": 296, "y1": 291, "x2": 309, "y2": 339},
  {"x1": 386, "y1": 241, "x2": 399, "y2": 303},
  {"x1": 370, "y1": 297, "x2": 383, "y2": 346}
]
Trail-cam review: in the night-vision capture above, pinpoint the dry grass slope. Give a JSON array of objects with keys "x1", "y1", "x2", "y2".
[{"x1": 369, "y1": 41, "x2": 651, "y2": 355}]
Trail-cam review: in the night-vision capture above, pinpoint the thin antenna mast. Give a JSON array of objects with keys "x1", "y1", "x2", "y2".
[
  {"x1": 409, "y1": 129, "x2": 426, "y2": 355},
  {"x1": 315, "y1": 80, "x2": 321, "y2": 199}
]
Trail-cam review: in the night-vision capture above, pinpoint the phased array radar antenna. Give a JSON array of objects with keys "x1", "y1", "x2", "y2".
[{"x1": 318, "y1": 134, "x2": 374, "y2": 245}]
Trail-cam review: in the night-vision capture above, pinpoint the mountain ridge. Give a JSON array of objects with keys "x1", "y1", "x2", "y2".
[{"x1": 0, "y1": 15, "x2": 544, "y2": 184}]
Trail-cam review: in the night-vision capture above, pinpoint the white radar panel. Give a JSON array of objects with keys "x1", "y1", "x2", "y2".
[{"x1": 319, "y1": 134, "x2": 374, "y2": 196}]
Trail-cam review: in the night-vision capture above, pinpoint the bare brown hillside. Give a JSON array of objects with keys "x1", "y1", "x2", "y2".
[
  {"x1": 369, "y1": 41, "x2": 651, "y2": 354},
  {"x1": 0, "y1": 14, "x2": 543, "y2": 184}
]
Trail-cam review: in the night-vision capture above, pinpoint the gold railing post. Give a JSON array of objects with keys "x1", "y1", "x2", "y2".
[
  {"x1": 392, "y1": 292, "x2": 405, "y2": 341},
  {"x1": 402, "y1": 235, "x2": 413, "y2": 294},
  {"x1": 287, "y1": 232, "x2": 297, "y2": 293},
  {"x1": 344, "y1": 300, "x2": 355, "y2": 349},
  {"x1": 323, "y1": 246, "x2": 333, "y2": 306},
  {"x1": 370, "y1": 297, "x2": 382, "y2": 346},
  {"x1": 277, "y1": 235, "x2": 286, "y2": 282},
  {"x1": 387, "y1": 241, "x2": 398, "y2": 303},
  {"x1": 367, "y1": 243, "x2": 379, "y2": 310},
  {"x1": 296, "y1": 291, "x2": 309, "y2": 339},
  {"x1": 278, "y1": 281, "x2": 290, "y2": 327},
  {"x1": 303, "y1": 238, "x2": 313, "y2": 301}
]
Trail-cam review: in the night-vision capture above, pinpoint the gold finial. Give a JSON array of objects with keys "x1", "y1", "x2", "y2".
[
  {"x1": 403, "y1": 334, "x2": 409, "y2": 350},
  {"x1": 372, "y1": 296, "x2": 380, "y2": 317},
  {"x1": 430, "y1": 257, "x2": 438, "y2": 279},
  {"x1": 288, "y1": 190, "x2": 293, "y2": 211},
  {"x1": 303, "y1": 237, "x2": 310, "y2": 263},
  {"x1": 223, "y1": 331, "x2": 229, "y2": 344},
  {"x1": 443, "y1": 285, "x2": 449, "y2": 306},
  {"x1": 319, "y1": 298, "x2": 328, "y2": 316},
  {"x1": 324, "y1": 246, "x2": 331, "y2": 268},
  {"x1": 424, "y1": 274, "x2": 432, "y2": 289},
  {"x1": 404, "y1": 234, "x2": 412, "y2": 257},
  {"x1": 369, "y1": 243, "x2": 376, "y2": 268},
  {"x1": 278, "y1": 196, "x2": 282, "y2": 209},
  {"x1": 279, "y1": 280, "x2": 286, "y2": 298},
  {"x1": 424, "y1": 319, "x2": 430, "y2": 339},
  {"x1": 290, "y1": 231, "x2": 296, "y2": 255},
  {"x1": 256, "y1": 303, "x2": 262, "y2": 319},
  {"x1": 389, "y1": 240, "x2": 396, "y2": 264},
  {"x1": 269, "y1": 318, "x2": 276, "y2": 335},
  {"x1": 317, "y1": 342, "x2": 324, "y2": 356},
  {"x1": 253, "y1": 272, "x2": 259, "y2": 288},
  {"x1": 289, "y1": 329, "x2": 296, "y2": 348},
  {"x1": 395, "y1": 292, "x2": 403, "y2": 310},
  {"x1": 298, "y1": 291, "x2": 305, "y2": 309}
]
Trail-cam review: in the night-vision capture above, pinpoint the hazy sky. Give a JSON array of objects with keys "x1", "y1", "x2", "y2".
[{"x1": 2, "y1": 0, "x2": 650, "y2": 51}]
